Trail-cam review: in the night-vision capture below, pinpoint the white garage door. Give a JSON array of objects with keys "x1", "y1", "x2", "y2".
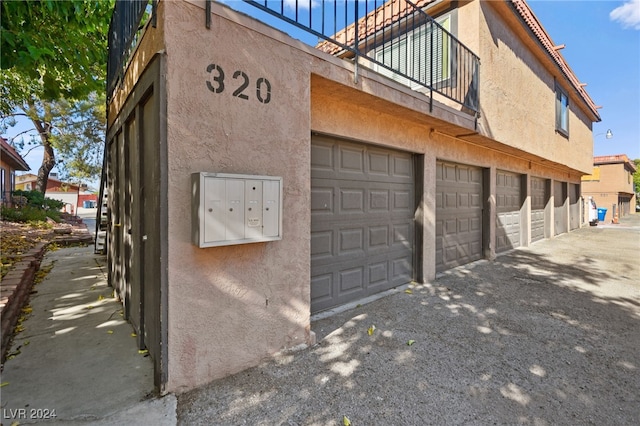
[
  {"x1": 496, "y1": 170, "x2": 522, "y2": 253},
  {"x1": 436, "y1": 161, "x2": 483, "y2": 272},
  {"x1": 569, "y1": 183, "x2": 580, "y2": 230},
  {"x1": 554, "y1": 181, "x2": 567, "y2": 235},
  {"x1": 311, "y1": 136, "x2": 415, "y2": 313},
  {"x1": 531, "y1": 177, "x2": 547, "y2": 242}
]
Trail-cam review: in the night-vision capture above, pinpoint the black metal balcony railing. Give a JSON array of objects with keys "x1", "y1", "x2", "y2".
[
  {"x1": 245, "y1": 0, "x2": 479, "y2": 113},
  {"x1": 106, "y1": 0, "x2": 479, "y2": 113},
  {"x1": 107, "y1": 0, "x2": 156, "y2": 99}
]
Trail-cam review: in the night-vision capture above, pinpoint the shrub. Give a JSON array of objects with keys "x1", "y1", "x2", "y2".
[
  {"x1": 11, "y1": 190, "x2": 64, "y2": 211},
  {"x1": 1, "y1": 206, "x2": 60, "y2": 224}
]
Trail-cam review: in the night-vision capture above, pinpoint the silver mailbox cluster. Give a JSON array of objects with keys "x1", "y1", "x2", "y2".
[{"x1": 192, "y1": 172, "x2": 282, "y2": 247}]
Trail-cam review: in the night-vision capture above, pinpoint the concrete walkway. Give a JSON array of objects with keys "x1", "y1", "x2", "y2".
[{"x1": 0, "y1": 246, "x2": 176, "y2": 425}]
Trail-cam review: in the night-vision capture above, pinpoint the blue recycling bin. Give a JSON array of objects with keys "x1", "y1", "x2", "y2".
[{"x1": 597, "y1": 208, "x2": 607, "y2": 222}]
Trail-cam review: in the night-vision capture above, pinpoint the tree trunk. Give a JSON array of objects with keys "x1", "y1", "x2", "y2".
[{"x1": 32, "y1": 118, "x2": 55, "y2": 194}]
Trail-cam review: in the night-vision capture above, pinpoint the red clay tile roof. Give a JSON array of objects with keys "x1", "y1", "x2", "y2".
[
  {"x1": 0, "y1": 136, "x2": 30, "y2": 171},
  {"x1": 510, "y1": 0, "x2": 600, "y2": 120},
  {"x1": 317, "y1": 0, "x2": 437, "y2": 55},
  {"x1": 594, "y1": 154, "x2": 637, "y2": 172}
]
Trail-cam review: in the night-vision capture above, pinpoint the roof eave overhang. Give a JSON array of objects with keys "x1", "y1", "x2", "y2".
[{"x1": 498, "y1": 0, "x2": 601, "y2": 123}]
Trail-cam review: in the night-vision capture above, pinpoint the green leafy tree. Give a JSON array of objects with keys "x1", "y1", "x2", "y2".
[
  {"x1": 4, "y1": 94, "x2": 106, "y2": 183},
  {"x1": 0, "y1": 0, "x2": 114, "y2": 192}
]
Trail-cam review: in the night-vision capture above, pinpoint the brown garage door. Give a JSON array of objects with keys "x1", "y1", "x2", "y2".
[
  {"x1": 496, "y1": 170, "x2": 522, "y2": 253},
  {"x1": 436, "y1": 161, "x2": 483, "y2": 272},
  {"x1": 311, "y1": 136, "x2": 415, "y2": 313},
  {"x1": 531, "y1": 177, "x2": 547, "y2": 242}
]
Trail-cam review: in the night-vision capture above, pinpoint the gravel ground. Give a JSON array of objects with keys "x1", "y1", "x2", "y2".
[{"x1": 178, "y1": 216, "x2": 640, "y2": 425}]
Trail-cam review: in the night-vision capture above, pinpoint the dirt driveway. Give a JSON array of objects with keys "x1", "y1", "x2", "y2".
[{"x1": 178, "y1": 216, "x2": 640, "y2": 425}]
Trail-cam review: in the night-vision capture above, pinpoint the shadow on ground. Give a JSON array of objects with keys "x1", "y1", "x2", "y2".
[{"x1": 178, "y1": 220, "x2": 640, "y2": 425}]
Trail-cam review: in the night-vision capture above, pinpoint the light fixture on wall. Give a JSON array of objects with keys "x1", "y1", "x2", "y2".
[{"x1": 594, "y1": 129, "x2": 613, "y2": 139}]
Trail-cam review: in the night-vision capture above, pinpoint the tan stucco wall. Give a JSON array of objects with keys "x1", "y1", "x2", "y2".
[
  {"x1": 582, "y1": 163, "x2": 637, "y2": 220},
  {"x1": 108, "y1": 0, "x2": 596, "y2": 393},
  {"x1": 583, "y1": 164, "x2": 635, "y2": 194},
  {"x1": 164, "y1": 0, "x2": 587, "y2": 391},
  {"x1": 475, "y1": 1, "x2": 594, "y2": 174},
  {"x1": 162, "y1": 0, "x2": 315, "y2": 392}
]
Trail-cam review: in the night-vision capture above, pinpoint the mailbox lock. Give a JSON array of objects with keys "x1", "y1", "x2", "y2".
[
  {"x1": 248, "y1": 207, "x2": 252, "y2": 211},
  {"x1": 208, "y1": 208, "x2": 213, "y2": 212},
  {"x1": 229, "y1": 208, "x2": 233, "y2": 211}
]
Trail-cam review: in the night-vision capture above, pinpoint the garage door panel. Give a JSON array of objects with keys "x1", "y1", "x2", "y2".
[
  {"x1": 369, "y1": 261, "x2": 389, "y2": 285},
  {"x1": 311, "y1": 231, "x2": 333, "y2": 259},
  {"x1": 340, "y1": 267, "x2": 365, "y2": 294},
  {"x1": 445, "y1": 192, "x2": 457, "y2": 208},
  {"x1": 392, "y1": 256, "x2": 412, "y2": 280},
  {"x1": 531, "y1": 177, "x2": 547, "y2": 242},
  {"x1": 436, "y1": 161, "x2": 484, "y2": 272},
  {"x1": 496, "y1": 170, "x2": 522, "y2": 253},
  {"x1": 554, "y1": 181, "x2": 567, "y2": 235},
  {"x1": 311, "y1": 139, "x2": 415, "y2": 313},
  {"x1": 311, "y1": 142, "x2": 334, "y2": 173},
  {"x1": 393, "y1": 223, "x2": 412, "y2": 246},
  {"x1": 393, "y1": 156, "x2": 413, "y2": 178},
  {"x1": 569, "y1": 184, "x2": 580, "y2": 230},
  {"x1": 369, "y1": 152, "x2": 390, "y2": 175},
  {"x1": 311, "y1": 187, "x2": 333, "y2": 213},
  {"x1": 369, "y1": 225, "x2": 390, "y2": 248},
  {"x1": 339, "y1": 146, "x2": 365, "y2": 173},
  {"x1": 370, "y1": 190, "x2": 389, "y2": 210},
  {"x1": 340, "y1": 189, "x2": 365, "y2": 212},
  {"x1": 310, "y1": 273, "x2": 333, "y2": 305},
  {"x1": 339, "y1": 228, "x2": 364, "y2": 253},
  {"x1": 393, "y1": 190, "x2": 411, "y2": 210}
]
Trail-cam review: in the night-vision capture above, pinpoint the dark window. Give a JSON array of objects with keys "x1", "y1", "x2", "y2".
[
  {"x1": 375, "y1": 14, "x2": 453, "y2": 89},
  {"x1": 1, "y1": 168, "x2": 5, "y2": 201},
  {"x1": 555, "y1": 83, "x2": 569, "y2": 136}
]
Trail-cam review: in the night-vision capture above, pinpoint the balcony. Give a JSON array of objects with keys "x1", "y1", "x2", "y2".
[
  {"x1": 107, "y1": 0, "x2": 479, "y2": 113},
  {"x1": 245, "y1": 0, "x2": 480, "y2": 114}
]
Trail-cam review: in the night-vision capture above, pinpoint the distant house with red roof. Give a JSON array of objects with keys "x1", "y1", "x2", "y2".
[
  {"x1": 15, "y1": 173, "x2": 82, "y2": 214},
  {"x1": 0, "y1": 136, "x2": 30, "y2": 206}
]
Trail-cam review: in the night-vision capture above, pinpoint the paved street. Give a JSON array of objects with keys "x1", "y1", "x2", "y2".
[{"x1": 76, "y1": 207, "x2": 98, "y2": 237}]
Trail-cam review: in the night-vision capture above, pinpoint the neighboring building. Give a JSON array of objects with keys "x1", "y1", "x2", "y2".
[
  {"x1": 582, "y1": 155, "x2": 637, "y2": 222},
  {"x1": 15, "y1": 173, "x2": 81, "y2": 214},
  {"x1": 0, "y1": 137, "x2": 30, "y2": 206},
  {"x1": 78, "y1": 192, "x2": 99, "y2": 208},
  {"x1": 104, "y1": 0, "x2": 601, "y2": 393}
]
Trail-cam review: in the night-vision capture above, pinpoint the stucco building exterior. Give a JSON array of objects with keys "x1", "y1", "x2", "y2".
[
  {"x1": 582, "y1": 155, "x2": 637, "y2": 222},
  {"x1": 103, "y1": 0, "x2": 601, "y2": 393},
  {"x1": 0, "y1": 137, "x2": 30, "y2": 206}
]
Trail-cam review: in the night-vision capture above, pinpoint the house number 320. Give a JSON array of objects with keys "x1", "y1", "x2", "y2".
[{"x1": 206, "y1": 64, "x2": 271, "y2": 104}]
